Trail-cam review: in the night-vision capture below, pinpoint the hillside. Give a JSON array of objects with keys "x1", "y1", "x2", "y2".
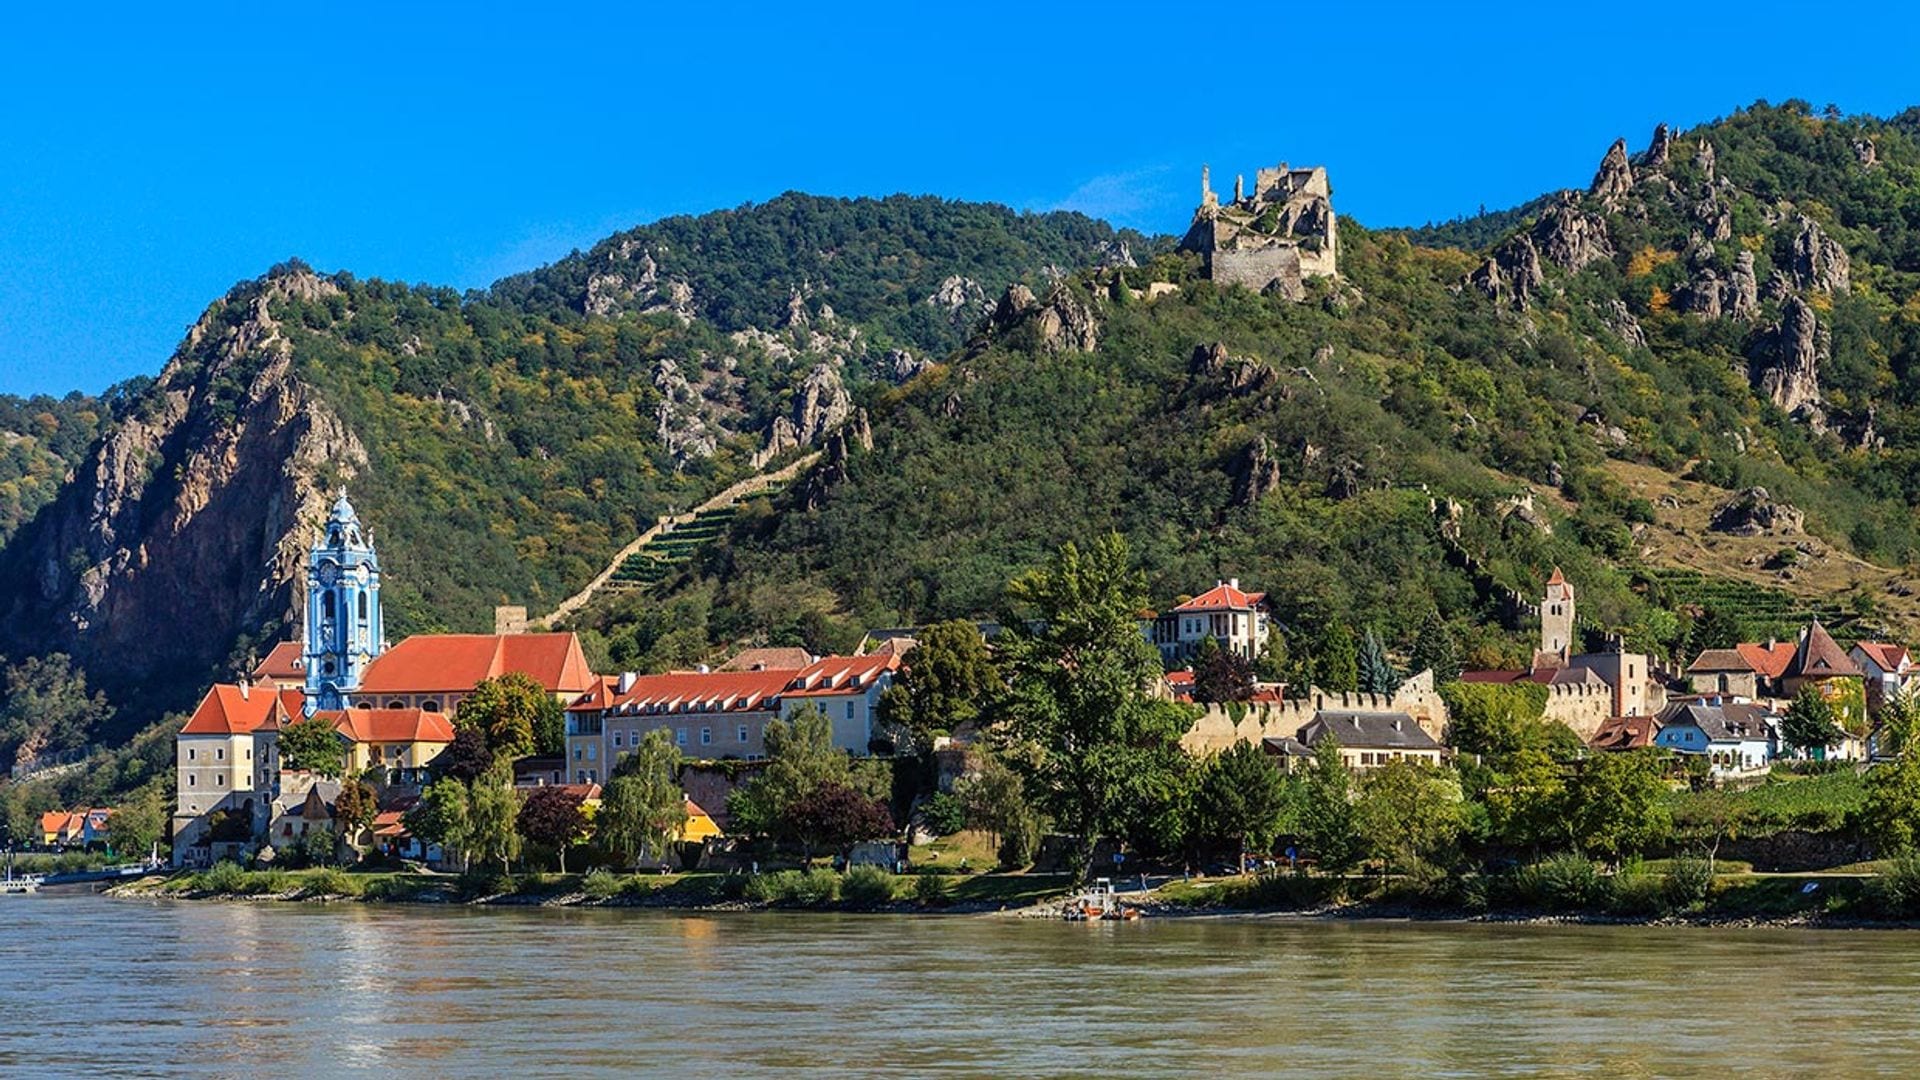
[
  {"x1": 0, "y1": 196, "x2": 1140, "y2": 750},
  {"x1": 595, "y1": 102, "x2": 1920, "y2": 679}
]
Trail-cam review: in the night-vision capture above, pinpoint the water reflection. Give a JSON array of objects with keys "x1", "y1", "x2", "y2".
[{"x1": 4, "y1": 897, "x2": 1920, "y2": 1077}]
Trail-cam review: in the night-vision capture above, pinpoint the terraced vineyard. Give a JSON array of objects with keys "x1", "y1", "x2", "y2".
[
  {"x1": 1639, "y1": 567, "x2": 1856, "y2": 637},
  {"x1": 606, "y1": 505, "x2": 741, "y2": 592}
]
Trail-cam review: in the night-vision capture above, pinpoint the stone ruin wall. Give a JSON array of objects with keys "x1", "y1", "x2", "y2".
[{"x1": 1180, "y1": 671, "x2": 1450, "y2": 755}]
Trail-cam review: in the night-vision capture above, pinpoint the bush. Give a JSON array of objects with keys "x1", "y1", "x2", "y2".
[
  {"x1": 912, "y1": 871, "x2": 952, "y2": 907},
  {"x1": 244, "y1": 868, "x2": 292, "y2": 896},
  {"x1": 1216, "y1": 870, "x2": 1344, "y2": 910},
  {"x1": 720, "y1": 873, "x2": 750, "y2": 901},
  {"x1": 1505, "y1": 853, "x2": 1605, "y2": 912},
  {"x1": 1608, "y1": 861, "x2": 1666, "y2": 916},
  {"x1": 301, "y1": 868, "x2": 361, "y2": 899},
  {"x1": 744, "y1": 869, "x2": 801, "y2": 904},
  {"x1": 922, "y1": 793, "x2": 967, "y2": 836},
  {"x1": 456, "y1": 868, "x2": 509, "y2": 900},
  {"x1": 793, "y1": 868, "x2": 841, "y2": 906},
  {"x1": 582, "y1": 868, "x2": 622, "y2": 899},
  {"x1": 362, "y1": 876, "x2": 428, "y2": 902},
  {"x1": 1662, "y1": 855, "x2": 1715, "y2": 911},
  {"x1": 998, "y1": 812, "x2": 1040, "y2": 871},
  {"x1": 196, "y1": 861, "x2": 247, "y2": 894},
  {"x1": 842, "y1": 864, "x2": 897, "y2": 906},
  {"x1": 1869, "y1": 852, "x2": 1920, "y2": 918}
]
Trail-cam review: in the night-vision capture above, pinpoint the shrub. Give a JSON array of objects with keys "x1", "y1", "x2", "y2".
[
  {"x1": 582, "y1": 868, "x2": 622, "y2": 899},
  {"x1": 1608, "y1": 861, "x2": 1666, "y2": 916},
  {"x1": 1506, "y1": 853, "x2": 1605, "y2": 912},
  {"x1": 1662, "y1": 856, "x2": 1715, "y2": 912},
  {"x1": 456, "y1": 868, "x2": 509, "y2": 900},
  {"x1": 245, "y1": 868, "x2": 292, "y2": 896},
  {"x1": 1218, "y1": 871, "x2": 1343, "y2": 910},
  {"x1": 1869, "y1": 852, "x2": 1920, "y2": 918},
  {"x1": 998, "y1": 811, "x2": 1040, "y2": 871},
  {"x1": 792, "y1": 868, "x2": 841, "y2": 906},
  {"x1": 744, "y1": 869, "x2": 802, "y2": 904},
  {"x1": 842, "y1": 864, "x2": 897, "y2": 906},
  {"x1": 720, "y1": 873, "x2": 750, "y2": 901},
  {"x1": 362, "y1": 876, "x2": 426, "y2": 902},
  {"x1": 197, "y1": 860, "x2": 247, "y2": 894},
  {"x1": 922, "y1": 793, "x2": 967, "y2": 836},
  {"x1": 912, "y1": 871, "x2": 952, "y2": 907},
  {"x1": 620, "y1": 874, "x2": 656, "y2": 899},
  {"x1": 301, "y1": 868, "x2": 361, "y2": 899}
]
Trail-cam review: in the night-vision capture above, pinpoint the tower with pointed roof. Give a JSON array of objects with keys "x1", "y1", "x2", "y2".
[
  {"x1": 1540, "y1": 567, "x2": 1575, "y2": 662},
  {"x1": 303, "y1": 490, "x2": 387, "y2": 714}
]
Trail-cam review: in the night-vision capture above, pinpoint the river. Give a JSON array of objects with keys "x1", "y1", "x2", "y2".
[{"x1": 2, "y1": 893, "x2": 1916, "y2": 1077}]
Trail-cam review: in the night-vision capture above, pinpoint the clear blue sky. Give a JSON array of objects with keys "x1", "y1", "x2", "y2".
[{"x1": 3, "y1": 1, "x2": 1916, "y2": 397}]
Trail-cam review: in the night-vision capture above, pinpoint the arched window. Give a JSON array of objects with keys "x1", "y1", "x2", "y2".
[
  {"x1": 322, "y1": 592, "x2": 336, "y2": 622},
  {"x1": 422, "y1": 701, "x2": 442, "y2": 713},
  {"x1": 358, "y1": 591, "x2": 368, "y2": 622}
]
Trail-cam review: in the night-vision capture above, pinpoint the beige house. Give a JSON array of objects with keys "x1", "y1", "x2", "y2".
[
  {"x1": 321, "y1": 707, "x2": 456, "y2": 781},
  {"x1": 350, "y1": 632, "x2": 598, "y2": 714},
  {"x1": 1143, "y1": 579, "x2": 1272, "y2": 664},
  {"x1": 1266, "y1": 710, "x2": 1447, "y2": 771},
  {"x1": 172, "y1": 683, "x2": 291, "y2": 865}
]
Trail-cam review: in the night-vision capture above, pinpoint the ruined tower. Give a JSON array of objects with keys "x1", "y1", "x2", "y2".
[{"x1": 1179, "y1": 160, "x2": 1337, "y2": 300}]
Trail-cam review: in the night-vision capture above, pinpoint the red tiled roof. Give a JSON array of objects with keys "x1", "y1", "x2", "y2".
[
  {"x1": 1545, "y1": 566, "x2": 1573, "y2": 597},
  {"x1": 252, "y1": 641, "x2": 305, "y2": 682},
  {"x1": 1853, "y1": 642, "x2": 1911, "y2": 674},
  {"x1": 1171, "y1": 583, "x2": 1268, "y2": 613},
  {"x1": 40, "y1": 811, "x2": 70, "y2": 835},
  {"x1": 322, "y1": 707, "x2": 455, "y2": 745},
  {"x1": 1590, "y1": 714, "x2": 1659, "y2": 751},
  {"x1": 1459, "y1": 670, "x2": 1528, "y2": 684},
  {"x1": 1736, "y1": 642, "x2": 1797, "y2": 680},
  {"x1": 276, "y1": 688, "x2": 305, "y2": 724},
  {"x1": 359, "y1": 633, "x2": 597, "y2": 695},
  {"x1": 583, "y1": 668, "x2": 796, "y2": 716},
  {"x1": 717, "y1": 647, "x2": 816, "y2": 672},
  {"x1": 784, "y1": 653, "x2": 903, "y2": 698},
  {"x1": 180, "y1": 683, "x2": 291, "y2": 736},
  {"x1": 1687, "y1": 648, "x2": 1756, "y2": 674}
]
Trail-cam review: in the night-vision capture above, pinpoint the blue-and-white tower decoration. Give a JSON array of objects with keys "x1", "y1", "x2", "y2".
[{"x1": 302, "y1": 489, "x2": 387, "y2": 715}]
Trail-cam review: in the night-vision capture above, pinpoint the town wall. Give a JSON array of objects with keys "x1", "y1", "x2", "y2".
[
  {"x1": 1542, "y1": 681, "x2": 1613, "y2": 741},
  {"x1": 1180, "y1": 671, "x2": 1451, "y2": 755}
]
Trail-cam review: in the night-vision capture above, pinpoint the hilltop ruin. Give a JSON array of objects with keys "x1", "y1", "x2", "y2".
[{"x1": 1179, "y1": 162, "x2": 1337, "y2": 299}]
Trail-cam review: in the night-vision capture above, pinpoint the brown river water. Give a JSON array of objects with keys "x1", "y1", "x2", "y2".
[{"x1": 3, "y1": 893, "x2": 1918, "y2": 1077}]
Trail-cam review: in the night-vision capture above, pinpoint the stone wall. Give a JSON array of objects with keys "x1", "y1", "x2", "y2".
[
  {"x1": 1180, "y1": 671, "x2": 1451, "y2": 755},
  {"x1": 1542, "y1": 681, "x2": 1613, "y2": 741}
]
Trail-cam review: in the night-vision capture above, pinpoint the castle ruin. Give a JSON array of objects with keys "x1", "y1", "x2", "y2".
[{"x1": 1179, "y1": 162, "x2": 1338, "y2": 299}]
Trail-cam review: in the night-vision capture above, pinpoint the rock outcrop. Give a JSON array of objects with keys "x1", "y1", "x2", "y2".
[
  {"x1": 877, "y1": 348, "x2": 930, "y2": 384},
  {"x1": 1189, "y1": 342, "x2": 1277, "y2": 398},
  {"x1": 1645, "y1": 123, "x2": 1673, "y2": 169},
  {"x1": 985, "y1": 283, "x2": 1100, "y2": 353},
  {"x1": 1789, "y1": 215, "x2": 1851, "y2": 293},
  {"x1": 1230, "y1": 435, "x2": 1283, "y2": 507},
  {"x1": 1532, "y1": 194, "x2": 1614, "y2": 271},
  {"x1": 791, "y1": 363, "x2": 853, "y2": 445},
  {"x1": 1751, "y1": 295, "x2": 1826, "y2": 415},
  {"x1": 1590, "y1": 139, "x2": 1634, "y2": 210},
  {"x1": 1602, "y1": 299, "x2": 1647, "y2": 348},
  {"x1": 582, "y1": 246, "x2": 694, "y2": 321},
  {"x1": 1709, "y1": 487, "x2": 1805, "y2": 536},
  {"x1": 0, "y1": 268, "x2": 366, "y2": 694},
  {"x1": 1469, "y1": 234, "x2": 1544, "y2": 310},
  {"x1": 652, "y1": 359, "x2": 719, "y2": 463}
]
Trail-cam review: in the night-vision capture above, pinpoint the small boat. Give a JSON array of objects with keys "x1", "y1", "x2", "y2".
[{"x1": 1062, "y1": 877, "x2": 1143, "y2": 921}]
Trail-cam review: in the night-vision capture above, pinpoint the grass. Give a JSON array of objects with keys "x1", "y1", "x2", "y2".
[{"x1": 1667, "y1": 769, "x2": 1866, "y2": 838}]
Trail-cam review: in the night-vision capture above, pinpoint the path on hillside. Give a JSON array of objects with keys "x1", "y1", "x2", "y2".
[{"x1": 538, "y1": 452, "x2": 820, "y2": 629}]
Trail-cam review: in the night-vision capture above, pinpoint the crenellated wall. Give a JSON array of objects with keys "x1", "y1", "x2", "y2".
[{"x1": 1180, "y1": 670, "x2": 1451, "y2": 755}]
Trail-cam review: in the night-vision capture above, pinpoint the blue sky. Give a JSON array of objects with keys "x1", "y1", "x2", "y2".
[{"x1": 3, "y1": 1, "x2": 1917, "y2": 396}]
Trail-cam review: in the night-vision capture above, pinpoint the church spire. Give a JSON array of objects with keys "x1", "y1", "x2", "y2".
[{"x1": 303, "y1": 487, "x2": 386, "y2": 714}]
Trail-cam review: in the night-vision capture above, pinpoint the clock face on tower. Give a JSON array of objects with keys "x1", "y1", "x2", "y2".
[
  {"x1": 355, "y1": 564, "x2": 371, "y2": 585},
  {"x1": 318, "y1": 562, "x2": 340, "y2": 587}
]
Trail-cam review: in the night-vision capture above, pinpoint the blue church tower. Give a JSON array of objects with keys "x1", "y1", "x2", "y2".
[{"x1": 303, "y1": 490, "x2": 386, "y2": 714}]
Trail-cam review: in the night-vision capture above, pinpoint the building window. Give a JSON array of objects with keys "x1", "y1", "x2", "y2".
[
  {"x1": 573, "y1": 748, "x2": 582, "y2": 761},
  {"x1": 738, "y1": 725, "x2": 749, "y2": 743},
  {"x1": 216, "y1": 747, "x2": 225, "y2": 761},
  {"x1": 188, "y1": 775, "x2": 196, "y2": 787},
  {"x1": 612, "y1": 731, "x2": 624, "y2": 748},
  {"x1": 217, "y1": 775, "x2": 225, "y2": 787},
  {"x1": 188, "y1": 748, "x2": 196, "y2": 761},
  {"x1": 845, "y1": 702, "x2": 855, "y2": 721},
  {"x1": 700, "y1": 727, "x2": 712, "y2": 746},
  {"x1": 587, "y1": 745, "x2": 597, "y2": 762},
  {"x1": 676, "y1": 728, "x2": 687, "y2": 747}
]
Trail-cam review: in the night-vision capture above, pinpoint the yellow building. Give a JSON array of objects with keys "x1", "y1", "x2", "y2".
[{"x1": 322, "y1": 707, "x2": 456, "y2": 779}]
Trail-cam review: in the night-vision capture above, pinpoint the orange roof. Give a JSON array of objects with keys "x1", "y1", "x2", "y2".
[
  {"x1": 278, "y1": 687, "x2": 305, "y2": 721},
  {"x1": 359, "y1": 633, "x2": 597, "y2": 695},
  {"x1": 323, "y1": 707, "x2": 456, "y2": 744},
  {"x1": 717, "y1": 647, "x2": 816, "y2": 672},
  {"x1": 180, "y1": 683, "x2": 291, "y2": 736},
  {"x1": 685, "y1": 796, "x2": 714, "y2": 819},
  {"x1": 783, "y1": 653, "x2": 903, "y2": 698},
  {"x1": 582, "y1": 668, "x2": 796, "y2": 716},
  {"x1": 1171, "y1": 583, "x2": 1267, "y2": 613},
  {"x1": 1785, "y1": 620, "x2": 1862, "y2": 680},
  {"x1": 1736, "y1": 641, "x2": 1797, "y2": 680},
  {"x1": 40, "y1": 811, "x2": 70, "y2": 835},
  {"x1": 1854, "y1": 642, "x2": 1911, "y2": 673},
  {"x1": 251, "y1": 641, "x2": 305, "y2": 682}
]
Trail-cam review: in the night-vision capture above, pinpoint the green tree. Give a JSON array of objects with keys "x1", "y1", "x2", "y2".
[
  {"x1": 279, "y1": 714, "x2": 346, "y2": 777},
  {"x1": 1408, "y1": 612, "x2": 1460, "y2": 683},
  {"x1": 1254, "y1": 632, "x2": 1289, "y2": 684},
  {"x1": 1354, "y1": 760, "x2": 1463, "y2": 873},
  {"x1": 106, "y1": 784, "x2": 167, "y2": 858},
  {"x1": 744, "y1": 704, "x2": 850, "y2": 835},
  {"x1": 468, "y1": 761, "x2": 523, "y2": 875},
  {"x1": 1438, "y1": 681, "x2": 1555, "y2": 760},
  {"x1": 955, "y1": 754, "x2": 1028, "y2": 852},
  {"x1": 1193, "y1": 740, "x2": 1292, "y2": 868},
  {"x1": 404, "y1": 777, "x2": 473, "y2": 870},
  {"x1": 1299, "y1": 738, "x2": 1359, "y2": 871},
  {"x1": 1483, "y1": 748, "x2": 1569, "y2": 853},
  {"x1": 874, "y1": 619, "x2": 1001, "y2": 749},
  {"x1": 995, "y1": 534, "x2": 1197, "y2": 881},
  {"x1": 598, "y1": 728, "x2": 687, "y2": 867},
  {"x1": 1692, "y1": 604, "x2": 1745, "y2": 652},
  {"x1": 1782, "y1": 686, "x2": 1845, "y2": 756},
  {"x1": 1357, "y1": 627, "x2": 1399, "y2": 695},
  {"x1": 1316, "y1": 622, "x2": 1359, "y2": 693},
  {"x1": 1566, "y1": 750, "x2": 1671, "y2": 863},
  {"x1": 1865, "y1": 691, "x2": 1920, "y2": 852},
  {"x1": 457, "y1": 672, "x2": 559, "y2": 759},
  {"x1": 787, "y1": 782, "x2": 894, "y2": 860}
]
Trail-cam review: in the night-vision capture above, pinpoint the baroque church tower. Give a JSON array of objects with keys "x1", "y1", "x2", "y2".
[{"x1": 302, "y1": 490, "x2": 387, "y2": 714}]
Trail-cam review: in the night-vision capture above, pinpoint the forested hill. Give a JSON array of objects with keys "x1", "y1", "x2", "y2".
[
  {"x1": 586, "y1": 101, "x2": 1920, "y2": 682},
  {"x1": 0, "y1": 195, "x2": 1138, "y2": 758}
]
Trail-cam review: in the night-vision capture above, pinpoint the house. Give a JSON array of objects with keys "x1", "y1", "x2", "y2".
[
  {"x1": 1266, "y1": 710, "x2": 1447, "y2": 771},
  {"x1": 513, "y1": 755, "x2": 567, "y2": 788},
  {"x1": 780, "y1": 652, "x2": 905, "y2": 753},
  {"x1": 353, "y1": 631, "x2": 598, "y2": 714},
  {"x1": 172, "y1": 682, "x2": 291, "y2": 864},
  {"x1": 1780, "y1": 620, "x2": 1864, "y2": 699},
  {"x1": 1850, "y1": 642, "x2": 1914, "y2": 713},
  {"x1": 1143, "y1": 579, "x2": 1272, "y2": 664},
  {"x1": 1589, "y1": 715, "x2": 1661, "y2": 752},
  {"x1": 251, "y1": 641, "x2": 308, "y2": 690},
  {"x1": 1652, "y1": 700, "x2": 1779, "y2": 775},
  {"x1": 566, "y1": 668, "x2": 792, "y2": 784},
  {"x1": 268, "y1": 777, "x2": 341, "y2": 849},
  {"x1": 717, "y1": 647, "x2": 815, "y2": 672},
  {"x1": 679, "y1": 797, "x2": 722, "y2": 843},
  {"x1": 1686, "y1": 649, "x2": 1761, "y2": 698},
  {"x1": 38, "y1": 808, "x2": 111, "y2": 848},
  {"x1": 1736, "y1": 640, "x2": 1798, "y2": 697},
  {"x1": 323, "y1": 707, "x2": 456, "y2": 783}
]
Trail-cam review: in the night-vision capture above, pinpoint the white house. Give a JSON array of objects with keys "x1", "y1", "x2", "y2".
[
  {"x1": 1850, "y1": 642, "x2": 1914, "y2": 713},
  {"x1": 1143, "y1": 579, "x2": 1272, "y2": 664},
  {"x1": 1653, "y1": 700, "x2": 1778, "y2": 776}
]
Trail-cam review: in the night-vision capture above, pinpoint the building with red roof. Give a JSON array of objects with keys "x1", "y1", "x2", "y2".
[
  {"x1": 1850, "y1": 641, "x2": 1915, "y2": 712},
  {"x1": 352, "y1": 632, "x2": 597, "y2": 714},
  {"x1": 250, "y1": 641, "x2": 307, "y2": 689},
  {"x1": 319, "y1": 707, "x2": 457, "y2": 780},
  {"x1": 172, "y1": 681, "x2": 291, "y2": 865},
  {"x1": 1142, "y1": 578, "x2": 1273, "y2": 665}
]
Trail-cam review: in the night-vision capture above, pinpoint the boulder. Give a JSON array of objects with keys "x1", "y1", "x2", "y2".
[
  {"x1": 1789, "y1": 215, "x2": 1851, "y2": 293},
  {"x1": 1645, "y1": 123, "x2": 1672, "y2": 169},
  {"x1": 1709, "y1": 487, "x2": 1805, "y2": 537},
  {"x1": 1532, "y1": 193, "x2": 1613, "y2": 271},
  {"x1": 1468, "y1": 233, "x2": 1544, "y2": 310},
  {"x1": 1751, "y1": 295, "x2": 1826, "y2": 415}
]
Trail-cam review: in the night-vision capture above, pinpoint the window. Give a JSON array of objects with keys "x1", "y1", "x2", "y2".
[
  {"x1": 573, "y1": 748, "x2": 582, "y2": 761},
  {"x1": 845, "y1": 702, "x2": 855, "y2": 721},
  {"x1": 358, "y1": 592, "x2": 368, "y2": 621},
  {"x1": 676, "y1": 728, "x2": 688, "y2": 747},
  {"x1": 216, "y1": 747, "x2": 225, "y2": 761},
  {"x1": 587, "y1": 745, "x2": 597, "y2": 761},
  {"x1": 188, "y1": 748, "x2": 196, "y2": 761},
  {"x1": 188, "y1": 775, "x2": 196, "y2": 787},
  {"x1": 612, "y1": 731, "x2": 624, "y2": 748},
  {"x1": 217, "y1": 775, "x2": 226, "y2": 787},
  {"x1": 246, "y1": 747, "x2": 252, "y2": 760},
  {"x1": 738, "y1": 725, "x2": 749, "y2": 743},
  {"x1": 700, "y1": 727, "x2": 712, "y2": 746}
]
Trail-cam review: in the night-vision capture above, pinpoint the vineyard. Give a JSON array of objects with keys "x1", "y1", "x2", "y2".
[
  {"x1": 1638, "y1": 568, "x2": 1857, "y2": 638},
  {"x1": 605, "y1": 505, "x2": 741, "y2": 592}
]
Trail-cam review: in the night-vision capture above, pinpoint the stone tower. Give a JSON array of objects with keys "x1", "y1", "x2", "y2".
[
  {"x1": 1540, "y1": 567, "x2": 1575, "y2": 661},
  {"x1": 302, "y1": 490, "x2": 387, "y2": 714}
]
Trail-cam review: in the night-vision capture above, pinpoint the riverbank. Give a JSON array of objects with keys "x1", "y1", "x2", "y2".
[{"x1": 105, "y1": 860, "x2": 1920, "y2": 929}]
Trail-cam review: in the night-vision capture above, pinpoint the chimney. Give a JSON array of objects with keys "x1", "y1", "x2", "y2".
[
  {"x1": 617, "y1": 672, "x2": 638, "y2": 694},
  {"x1": 239, "y1": 679, "x2": 251, "y2": 700},
  {"x1": 1229, "y1": 577, "x2": 1239, "y2": 590}
]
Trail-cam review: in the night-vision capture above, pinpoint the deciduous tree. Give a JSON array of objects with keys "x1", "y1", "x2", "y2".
[
  {"x1": 875, "y1": 619, "x2": 1001, "y2": 748},
  {"x1": 332, "y1": 779, "x2": 378, "y2": 856},
  {"x1": 280, "y1": 714, "x2": 346, "y2": 778},
  {"x1": 1299, "y1": 738, "x2": 1359, "y2": 871},
  {"x1": 787, "y1": 782, "x2": 894, "y2": 860},
  {"x1": 404, "y1": 777, "x2": 473, "y2": 870},
  {"x1": 1193, "y1": 740, "x2": 1292, "y2": 868},
  {"x1": 516, "y1": 785, "x2": 588, "y2": 873},
  {"x1": 599, "y1": 728, "x2": 687, "y2": 868},
  {"x1": 458, "y1": 672, "x2": 559, "y2": 759},
  {"x1": 468, "y1": 761, "x2": 523, "y2": 875},
  {"x1": 1192, "y1": 637, "x2": 1255, "y2": 704},
  {"x1": 1354, "y1": 760, "x2": 1463, "y2": 873}
]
